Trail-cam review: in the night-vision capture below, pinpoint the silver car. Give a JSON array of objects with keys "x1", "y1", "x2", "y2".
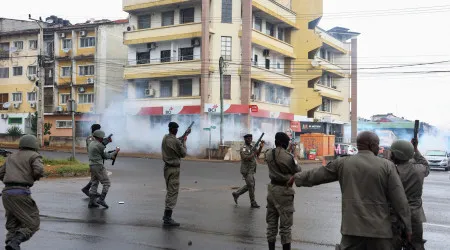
[{"x1": 424, "y1": 150, "x2": 450, "y2": 171}]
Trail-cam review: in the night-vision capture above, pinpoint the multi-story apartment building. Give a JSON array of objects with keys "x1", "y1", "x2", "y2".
[
  {"x1": 45, "y1": 19, "x2": 128, "y2": 144},
  {"x1": 121, "y1": 0, "x2": 358, "y2": 144}
]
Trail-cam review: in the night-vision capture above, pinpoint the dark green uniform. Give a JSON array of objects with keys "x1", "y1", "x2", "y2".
[
  {"x1": 0, "y1": 149, "x2": 44, "y2": 246},
  {"x1": 234, "y1": 143, "x2": 258, "y2": 206},
  {"x1": 294, "y1": 150, "x2": 412, "y2": 250},
  {"x1": 265, "y1": 147, "x2": 301, "y2": 245}
]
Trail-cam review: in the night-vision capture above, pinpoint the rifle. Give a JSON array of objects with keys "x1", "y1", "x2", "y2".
[
  {"x1": 178, "y1": 121, "x2": 195, "y2": 141},
  {"x1": 413, "y1": 120, "x2": 420, "y2": 141},
  {"x1": 251, "y1": 133, "x2": 265, "y2": 155},
  {"x1": 112, "y1": 147, "x2": 120, "y2": 165},
  {"x1": 102, "y1": 134, "x2": 113, "y2": 146}
]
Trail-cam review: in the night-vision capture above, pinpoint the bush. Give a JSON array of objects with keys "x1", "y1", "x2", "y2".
[{"x1": 6, "y1": 126, "x2": 23, "y2": 136}]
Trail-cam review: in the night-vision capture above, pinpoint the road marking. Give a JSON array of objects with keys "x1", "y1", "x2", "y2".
[{"x1": 424, "y1": 223, "x2": 450, "y2": 229}]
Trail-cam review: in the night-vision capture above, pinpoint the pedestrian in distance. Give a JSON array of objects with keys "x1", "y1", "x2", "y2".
[
  {"x1": 265, "y1": 132, "x2": 301, "y2": 250},
  {"x1": 390, "y1": 139, "x2": 429, "y2": 250},
  {"x1": 161, "y1": 122, "x2": 191, "y2": 227},
  {"x1": 87, "y1": 130, "x2": 119, "y2": 209},
  {"x1": 0, "y1": 135, "x2": 44, "y2": 250},
  {"x1": 232, "y1": 134, "x2": 265, "y2": 208},
  {"x1": 288, "y1": 131, "x2": 412, "y2": 250}
]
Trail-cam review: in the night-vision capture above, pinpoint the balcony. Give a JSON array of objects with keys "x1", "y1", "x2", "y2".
[
  {"x1": 125, "y1": 60, "x2": 201, "y2": 80},
  {"x1": 316, "y1": 27, "x2": 350, "y2": 54},
  {"x1": 124, "y1": 23, "x2": 202, "y2": 45},
  {"x1": 251, "y1": 30, "x2": 295, "y2": 58},
  {"x1": 314, "y1": 57, "x2": 349, "y2": 78},
  {"x1": 123, "y1": 0, "x2": 192, "y2": 12},
  {"x1": 251, "y1": 66, "x2": 293, "y2": 88},
  {"x1": 314, "y1": 84, "x2": 344, "y2": 101},
  {"x1": 252, "y1": 0, "x2": 296, "y2": 28}
]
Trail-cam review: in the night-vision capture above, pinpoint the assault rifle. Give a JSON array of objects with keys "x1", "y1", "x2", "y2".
[
  {"x1": 251, "y1": 133, "x2": 265, "y2": 157},
  {"x1": 178, "y1": 121, "x2": 194, "y2": 141},
  {"x1": 413, "y1": 120, "x2": 420, "y2": 141}
]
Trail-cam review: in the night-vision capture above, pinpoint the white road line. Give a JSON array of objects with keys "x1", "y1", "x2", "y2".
[{"x1": 424, "y1": 223, "x2": 450, "y2": 229}]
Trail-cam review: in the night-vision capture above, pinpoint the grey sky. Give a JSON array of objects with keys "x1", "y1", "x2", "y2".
[{"x1": 2, "y1": 0, "x2": 449, "y2": 128}]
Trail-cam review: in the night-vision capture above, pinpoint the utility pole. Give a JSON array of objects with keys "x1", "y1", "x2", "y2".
[
  {"x1": 29, "y1": 15, "x2": 44, "y2": 147},
  {"x1": 219, "y1": 57, "x2": 224, "y2": 146},
  {"x1": 70, "y1": 60, "x2": 76, "y2": 160}
]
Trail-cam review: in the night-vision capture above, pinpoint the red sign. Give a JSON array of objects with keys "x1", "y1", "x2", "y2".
[
  {"x1": 290, "y1": 121, "x2": 301, "y2": 132},
  {"x1": 249, "y1": 105, "x2": 259, "y2": 113}
]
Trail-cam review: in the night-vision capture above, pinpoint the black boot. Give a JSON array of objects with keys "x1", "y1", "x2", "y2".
[
  {"x1": 162, "y1": 209, "x2": 180, "y2": 227},
  {"x1": 282, "y1": 243, "x2": 291, "y2": 250},
  {"x1": 268, "y1": 241, "x2": 276, "y2": 250},
  {"x1": 81, "y1": 182, "x2": 92, "y2": 197},
  {"x1": 88, "y1": 194, "x2": 99, "y2": 208},
  {"x1": 251, "y1": 202, "x2": 260, "y2": 208},
  {"x1": 96, "y1": 191, "x2": 109, "y2": 208},
  {"x1": 232, "y1": 192, "x2": 239, "y2": 204},
  {"x1": 5, "y1": 233, "x2": 26, "y2": 250}
]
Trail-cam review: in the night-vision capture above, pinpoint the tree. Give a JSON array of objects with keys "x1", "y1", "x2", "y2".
[
  {"x1": 31, "y1": 111, "x2": 38, "y2": 135},
  {"x1": 44, "y1": 122, "x2": 52, "y2": 135}
]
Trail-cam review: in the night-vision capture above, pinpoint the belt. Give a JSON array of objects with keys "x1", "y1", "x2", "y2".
[
  {"x1": 5, "y1": 183, "x2": 31, "y2": 188},
  {"x1": 3, "y1": 189, "x2": 31, "y2": 195},
  {"x1": 271, "y1": 180, "x2": 287, "y2": 186}
]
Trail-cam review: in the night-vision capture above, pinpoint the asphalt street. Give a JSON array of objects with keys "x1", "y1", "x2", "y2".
[{"x1": 0, "y1": 150, "x2": 449, "y2": 249}]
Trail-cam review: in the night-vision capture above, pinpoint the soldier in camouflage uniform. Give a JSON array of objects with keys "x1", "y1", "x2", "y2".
[
  {"x1": 390, "y1": 139, "x2": 429, "y2": 250},
  {"x1": 288, "y1": 131, "x2": 412, "y2": 250},
  {"x1": 0, "y1": 135, "x2": 44, "y2": 250},
  {"x1": 161, "y1": 122, "x2": 191, "y2": 227},
  {"x1": 81, "y1": 123, "x2": 101, "y2": 197},
  {"x1": 265, "y1": 132, "x2": 301, "y2": 250},
  {"x1": 87, "y1": 130, "x2": 119, "y2": 209},
  {"x1": 232, "y1": 134, "x2": 265, "y2": 208}
]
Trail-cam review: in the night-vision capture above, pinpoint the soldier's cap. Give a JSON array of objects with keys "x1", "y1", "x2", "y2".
[
  {"x1": 243, "y1": 134, "x2": 253, "y2": 138},
  {"x1": 275, "y1": 132, "x2": 290, "y2": 146},
  {"x1": 168, "y1": 122, "x2": 179, "y2": 129}
]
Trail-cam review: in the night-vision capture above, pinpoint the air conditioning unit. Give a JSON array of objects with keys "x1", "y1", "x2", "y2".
[
  {"x1": 0, "y1": 114, "x2": 8, "y2": 119},
  {"x1": 147, "y1": 43, "x2": 157, "y2": 50},
  {"x1": 126, "y1": 25, "x2": 136, "y2": 32},
  {"x1": 59, "y1": 33, "x2": 66, "y2": 38},
  {"x1": 28, "y1": 75, "x2": 36, "y2": 81},
  {"x1": 30, "y1": 102, "x2": 36, "y2": 108},
  {"x1": 87, "y1": 78, "x2": 95, "y2": 84},
  {"x1": 263, "y1": 49, "x2": 270, "y2": 57},
  {"x1": 191, "y1": 38, "x2": 201, "y2": 47},
  {"x1": 79, "y1": 31, "x2": 87, "y2": 37},
  {"x1": 145, "y1": 88, "x2": 155, "y2": 97},
  {"x1": 13, "y1": 103, "x2": 20, "y2": 109},
  {"x1": 56, "y1": 106, "x2": 63, "y2": 112},
  {"x1": 78, "y1": 87, "x2": 86, "y2": 93}
]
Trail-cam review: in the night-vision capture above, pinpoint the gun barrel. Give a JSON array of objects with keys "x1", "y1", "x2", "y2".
[{"x1": 414, "y1": 120, "x2": 420, "y2": 139}]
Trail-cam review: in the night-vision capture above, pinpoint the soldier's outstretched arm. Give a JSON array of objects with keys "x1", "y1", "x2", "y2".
[
  {"x1": 292, "y1": 160, "x2": 340, "y2": 187},
  {"x1": 31, "y1": 155, "x2": 44, "y2": 181},
  {"x1": 387, "y1": 163, "x2": 412, "y2": 235}
]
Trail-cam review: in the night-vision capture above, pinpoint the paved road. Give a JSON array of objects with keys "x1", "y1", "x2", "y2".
[{"x1": 0, "y1": 150, "x2": 449, "y2": 249}]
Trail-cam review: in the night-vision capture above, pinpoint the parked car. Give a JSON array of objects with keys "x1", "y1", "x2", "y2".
[
  {"x1": 424, "y1": 150, "x2": 450, "y2": 171},
  {"x1": 0, "y1": 148, "x2": 12, "y2": 157},
  {"x1": 334, "y1": 143, "x2": 358, "y2": 159}
]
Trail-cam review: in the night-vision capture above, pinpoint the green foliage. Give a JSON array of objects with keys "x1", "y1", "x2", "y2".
[
  {"x1": 31, "y1": 112, "x2": 38, "y2": 135},
  {"x1": 6, "y1": 126, "x2": 23, "y2": 136},
  {"x1": 43, "y1": 122, "x2": 52, "y2": 135}
]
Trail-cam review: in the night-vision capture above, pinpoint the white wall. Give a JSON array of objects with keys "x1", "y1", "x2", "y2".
[
  {"x1": 0, "y1": 113, "x2": 30, "y2": 134},
  {"x1": 128, "y1": 77, "x2": 200, "y2": 99},
  {"x1": 252, "y1": 46, "x2": 286, "y2": 74},
  {"x1": 129, "y1": 4, "x2": 202, "y2": 29}
]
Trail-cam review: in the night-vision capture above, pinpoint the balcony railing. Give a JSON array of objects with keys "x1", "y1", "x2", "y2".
[
  {"x1": 133, "y1": 54, "x2": 200, "y2": 66},
  {"x1": 124, "y1": 22, "x2": 202, "y2": 45},
  {"x1": 316, "y1": 27, "x2": 350, "y2": 53},
  {"x1": 252, "y1": 0, "x2": 296, "y2": 27},
  {"x1": 125, "y1": 59, "x2": 202, "y2": 79},
  {"x1": 315, "y1": 57, "x2": 349, "y2": 77}
]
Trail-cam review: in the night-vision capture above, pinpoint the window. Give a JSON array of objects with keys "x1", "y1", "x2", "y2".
[
  {"x1": 178, "y1": 79, "x2": 192, "y2": 96},
  {"x1": 61, "y1": 67, "x2": 71, "y2": 77},
  {"x1": 13, "y1": 41, "x2": 23, "y2": 50},
  {"x1": 137, "y1": 52, "x2": 150, "y2": 64},
  {"x1": 13, "y1": 67, "x2": 22, "y2": 76},
  {"x1": 224, "y1": 75, "x2": 231, "y2": 99},
  {"x1": 320, "y1": 74, "x2": 334, "y2": 88},
  {"x1": 160, "y1": 50, "x2": 171, "y2": 63},
  {"x1": 56, "y1": 120, "x2": 72, "y2": 128},
  {"x1": 0, "y1": 68, "x2": 9, "y2": 78},
  {"x1": 265, "y1": 59, "x2": 270, "y2": 70},
  {"x1": 27, "y1": 92, "x2": 37, "y2": 102},
  {"x1": 277, "y1": 27, "x2": 285, "y2": 41},
  {"x1": 320, "y1": 98, "x2": 332, "y2": 112},
  {"x1": 179, "y1": 47, "x2": 194, "y2": 61},
  {"x1": 160, "y1": 80, "x2": 173, "y2": 97},
  {"x1": 222, "y1": 0, "x2": 232, "y2": 23},
  {"x1": 78, "y1": 93, "x2": 94, "y2": 104},
  {"x1": 253, "y1": 82, "x2": 262, "y2": 100},
  {"x1": 266, "y1": 22, "x2": 275, "y2": 37},
  {"x1": 180, "y1": 8, "x2": 195, "y2": 24},
  {"x1": 12, "y1": 93, "x2": 22, "y2": 102},
  {"x1": 62, "y1": 39, "x2": 72, "y2": 49},
  {"x1": 79, "y1": 65, "x2": 95, "y2": 76},
  {"x1": 254, "y1": 55, "x2": 258, "y2": 66},
  {"x1": 29, "y1": 40, "x2": 38, "y2": 50},
  {"x1": 162, "y1": 11, "x2": 174, "y2": 26},
  {"x1": 0, "y1": 43, "x2": 9, "y2": 58},
  {"x1": 60, "y1": 94, "x2": 70, "y2": 104},
  {"x1": 138, "y1": 15, "x2": 151, "y2": 29},
  {"x1": 277, "y1": 62, "x2": 281, "y2": 69},
  {"x1": 0, "y1": 93, "x2": 8, "y2": 111},
  {"x1": 221, "y1": 36, "x2": 232, "y2": 61},
  {"x1": 8, "y1": 118, "x2": 22, "y2": 125},
  {"x1": 254, "y1": 17, "x2": 262, "y2": 31},
  {"x1": 28, "y1": 66, "x2": 37, "y2": 76},
  {"x1": 265, "y1": 85, "x2": 275, "y2": 103},
  {"x1": 80, "y1": 37, "x2": 95, "y2": 48}
]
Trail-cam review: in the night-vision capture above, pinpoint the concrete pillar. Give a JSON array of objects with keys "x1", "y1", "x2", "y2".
[
  {"x1": 241, "y1": 0, "x2": 252, "y2": 133},
  {"x1": 351, "y1": 38, "x2": 358, "y2": 143},
  {"x1": 200, "y1": 0, "x2": 210, "y2": 130}
]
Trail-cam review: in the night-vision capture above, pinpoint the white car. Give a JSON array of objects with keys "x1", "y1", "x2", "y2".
[{"x1": 424, "y1": 150, "x2": 450, "y2": 171}]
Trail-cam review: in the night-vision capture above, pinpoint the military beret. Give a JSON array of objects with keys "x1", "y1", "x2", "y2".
[
  {"x1": 168, "y1": 122, "x2": 179, "y2": 129},
  {"x1": 243, "y1": 134, "x2": 253, "y2": 138}
]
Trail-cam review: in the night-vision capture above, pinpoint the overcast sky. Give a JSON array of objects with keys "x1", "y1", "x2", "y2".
[{"x1": 2, "y1": 0, "x2": 449, "y2": 128}]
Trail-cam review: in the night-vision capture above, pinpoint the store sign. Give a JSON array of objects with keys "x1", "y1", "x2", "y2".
[
  {"x1": 290, "y1": 121, "x2": 301, "y2": 132},
  {"x1": 250, "y1": 105, "x2": 258, "y2": 113},
  {"x1": 300, "y1": 122, "x2": 325, "y2": 133}
]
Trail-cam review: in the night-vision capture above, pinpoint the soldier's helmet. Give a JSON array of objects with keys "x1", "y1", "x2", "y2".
[
  {"x1": 92, "y1": 130, "x2": 106, "y2": 139},
  {"x1": 390, "y1": 140, "x2": 414, "y2": 161},
  {"x1": 19, "y1": 134, "x2": 39, "y2": 150}
]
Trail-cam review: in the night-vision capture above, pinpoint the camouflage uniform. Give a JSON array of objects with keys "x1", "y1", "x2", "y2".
[
  {"x1": 0, "y1": 148, "x2": 44, "y2": 248},
  {"x1": 265, "y1": 147, "x2": 301, "y2": 246},
  {"x1": 81, "y1": 135, "x2": 96, "y2": 196},
  {"x1": 392, "y1": 151, "x2": 430, "y2": 250},
  {"x1": 294, "y1": 150, "x2": 412, "y2": 250},
  {"x1": 233, "y1": 143, "x2": 258, "y2": 206}
]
